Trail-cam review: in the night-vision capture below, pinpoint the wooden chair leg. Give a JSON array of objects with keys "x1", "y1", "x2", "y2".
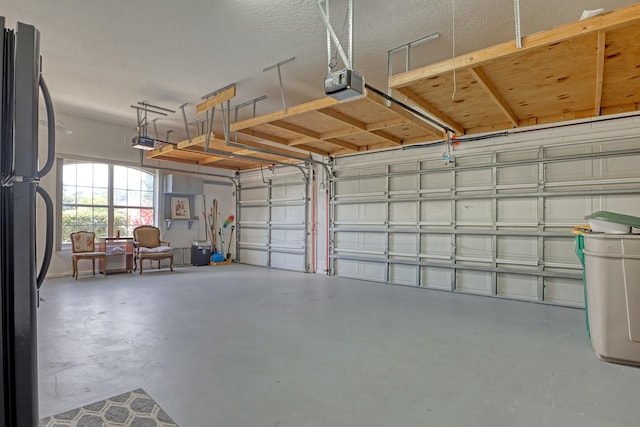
[
  {"x1": 92, "y1": 259, "x2": 96, "y2": 276},
  {"x1": 169, "y1": 256, "x2": 173, "y2": 272},
  {"x1": 139, "y1": 258, "x2": 144, "y2": 274},
  {"x1": 73, "y1": 258, "x2": 78, "y2": 280}
]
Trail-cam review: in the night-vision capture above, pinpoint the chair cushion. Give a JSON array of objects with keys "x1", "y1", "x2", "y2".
[
  {"x1": 138, "y1": 246, "x2": 173, "y2": 254},
  {"x1": 72, "y1": 251, "x2": 106, "y2": 257}
]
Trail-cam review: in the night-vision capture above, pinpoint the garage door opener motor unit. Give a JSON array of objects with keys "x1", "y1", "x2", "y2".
[{"x1": 324, "y1": 68, "x2": 364, "y2": 101}]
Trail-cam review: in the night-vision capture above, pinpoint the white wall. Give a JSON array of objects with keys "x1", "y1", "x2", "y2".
[{"x1": 38, "y1": 112, "x2": 235, "y2": 278}]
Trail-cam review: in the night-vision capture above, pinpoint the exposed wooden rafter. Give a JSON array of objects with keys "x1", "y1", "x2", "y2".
[
  {"x1": 196, "y1": 85, "x2": 237, "y2": 114},
  {"x1": 389, "y1": 3, "x2": 640, "y2": 89},
  {"x1": 396, "y1": 87, "x2": 465, "y2": 135},
  {"x1": 468, "y1": 67, "x2": 519, "y2": 128},
  {"x1": 594, "y1": 31, "x2": 606, "y2": 116}
]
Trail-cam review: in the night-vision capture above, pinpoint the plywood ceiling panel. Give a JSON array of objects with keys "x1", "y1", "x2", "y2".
[
  {"x1": 146, "y1": 3, "x2": 640, "y2": 168},
  {"x1": 390, "y1": 4, "x2": 640, "y2": 136}
]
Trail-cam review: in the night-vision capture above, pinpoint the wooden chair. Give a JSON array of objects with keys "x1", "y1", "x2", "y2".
[
  {"x1": 133, "y1": 225, "x2": 174, "y2": 274},
  {"x1": 70, "y1": 231, "x2": 107, "y2": 280}
]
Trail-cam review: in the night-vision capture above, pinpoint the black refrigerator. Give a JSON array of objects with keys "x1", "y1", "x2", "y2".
[{"x1": 1, "y1": 18, "x2": 55, "y2": 426}]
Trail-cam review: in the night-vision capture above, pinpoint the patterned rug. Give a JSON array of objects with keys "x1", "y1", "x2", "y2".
[{"x1": 39, "y1": 388, "x2": 178, "y2": 427}]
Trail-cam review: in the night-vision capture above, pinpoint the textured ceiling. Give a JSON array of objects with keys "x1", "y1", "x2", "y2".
[{"x1": 1, "y1": 0, "x2": 637, "y2": 140}]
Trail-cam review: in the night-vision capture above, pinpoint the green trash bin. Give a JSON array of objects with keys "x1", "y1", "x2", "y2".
[{"x1": 573, "y1": 226, "x2": 591, "y2": 338}]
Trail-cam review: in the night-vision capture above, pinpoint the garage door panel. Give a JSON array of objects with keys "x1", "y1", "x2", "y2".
[
  {"x1": 457, "y1": 199, "x2": 492, "y2": 223},
  {"x1": 390, "y1": 233, "x2": 416, "y2": 254},
  {"x1": 390, "y1": 175, "x2": 417, "y2": 191},
  {"x1": 602, "y1": 195, "x2": 640, "y2": 216},
  {"x1": 271, "y1": 252, "x2": 304, "y2": 271},
  {"x1": 271, "y1": 184, "x2": 304, "y2": 200},
  {"x1": 390, "y1": 264, "x2": 417, "y2": 286},
  {"x1": 497, "y1": 274, "x2": 538, "y2": 300},
  {"x1": 390, "y1": 202, "x2": 416, "y2": 222},
  {"x1": 421, "y1": 267, "x2": 452, "y2": 290},
  {"x1": 421, "y1": 172, "x2": 452, "y2": 190},
  {"x1": 497, "y1": 198, "x2": 538, "y2": 224},
  {"x1": 545, "y1": 237, "x2": 579, "y2": 268},
  {"x1": 544, "y1": 278, "x2": 584, "y2": 307},
  {"x1": 239, "y1": 249, "x2": 268, "y2": 266},
  {"x1": 497, "y1": 236, "x2": 537, "y2": 264},
  {"x1": 334, "y1": 259, "x2": 386, "y2": 282},
  {"x1": 271, "y1": 229, "x2": 304, "y2": 249},
  {"x1": 241, "y1": 187, "x2": 268, "y2": 201},
  {"x1": 600, "y1": 154, "x2": 640, "y2": 179},
  {"x1": 421, "y1": 201, "x2": 451, "y2": 223},
  {"x1": 497, "y1": 164, "x2": 538, "y2": 185},
  {"x1": 272, "y1": 205, "x2": 305, "y2": 222},
  {"x1": 457, "y1": 169, "x2": 492, "y2": 188},
  {"x1": 457, "y1": 235, "x2": 492, "y2": 261},
  {"x1": 241, "y1": 206, "x2": 269, "y2": 222},
  {"x1": 242, "y1": 228, "x2": 268, "y2": 244},
  {"x1": 421, "y1": 234, "x2": 451, "y2": 258},
  {"x1": 239, "y1": 172, "x2": 309, "y2": 272},
  {"x1": 456, "y1": 269, "x2": 492, "y2": 294},
  {"x1": 546, "y1": 159, "x2": 594, "y2": 183},
  {"x1": 331, "y1": 138, "x2": 640, "y2": 307},
  {"x1": 335, "y1": 232, "x2": 386, "y2": 253},
  {"x1": 545, "y1": 196, "x2": 593, "y2": 224}
]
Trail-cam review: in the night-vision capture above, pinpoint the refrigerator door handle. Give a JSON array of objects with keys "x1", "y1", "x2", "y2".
[
  {"x1": 38, "y1": 75, "x2": 55, "y2": 177},
  {"x1": 36, "y1": 185, "x2": 53, "y2": 289}
]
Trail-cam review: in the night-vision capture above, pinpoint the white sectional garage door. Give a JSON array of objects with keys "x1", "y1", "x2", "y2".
[
  {"x1": 238, "y1": 168, "x2": 309, "y2": 272},
  {"x1": 330, "y1": 133, "x2": 640, "y2": 307}
]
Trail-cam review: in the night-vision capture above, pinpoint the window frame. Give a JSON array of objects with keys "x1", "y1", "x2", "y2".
[{"x1": 56, "y1": 157, "x2": 157, "y2": 250}]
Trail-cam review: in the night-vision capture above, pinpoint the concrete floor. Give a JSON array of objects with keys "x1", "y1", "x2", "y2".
[{"x1": 38, "y1": 265, "x2": 639, "y2": 427}]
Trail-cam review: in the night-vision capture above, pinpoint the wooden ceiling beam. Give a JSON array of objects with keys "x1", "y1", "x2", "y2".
[
  {"x1": 316, "y1": 108, "x2": 367, "y2": 130},
  {"x1": 396, "y1": 87, "x2": 465, "y2": 135},
  {"x1": 228, "y1": 139, "x2": 312, "y2": 160},
  {"x1": 268, "y1": 120, "x2": 322, "y2": 139},
  {"x1": 146, "y1": 144, "x2": 177, "y2": 159},
  {"x1": 290, "y1": 144, "x2": 332, "y2": 156},
  {"x1": 389, "y1": 3, "x2": 640, "y2": 89},
  {"x1": 595, "y1": 31, "x2": 606, "y2": 116},
  {"x1": 403, "y1": 134, "x2": 440, "y2": 145},
  {"x1": 319, "y1": 126, "x2": 366, "y2": 140},
  {"x1": 196, "y1": 85, "x2": 237, "y2": 114},
  {"x1": 364, "y1": 91, "x2": 440, "y2": 135},
  {"x1": 468, "y1": 67, "x2": 519, "y2": 128},
  {"x1": 366, "y1": 117, "x2": 408, "y2": 131},
  {"x1": 325, "y1": 138, "x2": 359, "y2": 151},
  {"x1": 231, "y1": 97, "x2": 339, "y2": 131},
  {"x1": 235, "y1": 128, "x2": 294, "y2": 146},
  {"x1": 152, "y1": 156, "x2": 198, "y2": 166},
  {"x1": 370, "y1": 130, "x2": 403, "y2": 145}
]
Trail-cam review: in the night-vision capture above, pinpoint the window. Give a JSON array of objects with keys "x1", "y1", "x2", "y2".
[{"x1": 60, "y1": 161, "x2": 155, "y2": 244}]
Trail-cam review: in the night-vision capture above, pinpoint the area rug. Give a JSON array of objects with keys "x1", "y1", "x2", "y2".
[{"x1": 39, "y1": 388, "x2": 178, "y2": 427}]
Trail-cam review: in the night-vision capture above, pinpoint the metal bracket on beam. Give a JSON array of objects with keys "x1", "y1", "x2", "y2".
[
  {"x1": 230, "y1": 95, "x2": 268, "y2": 141},
  {"x1": 387, "y1": 32, "x2": 440, "y2": 101},
  {"x1": 514, "y1": 0, "x2": 522, "y2": 48},
  {"x1": 131, "y1": 101, "x2": 175, "y2": 138},
  {"x1": 179, "y1": 103, "x2": 192, "y2": 144},
  {"x1": 189, "y1": 117, "x2": 207, "y2": 136},
  {"x1": 263, "y1": 57, "x2": 295, "y2": 113},
  {"x1": 316, "y1": 0, "x2": 353, "y2": 70}
]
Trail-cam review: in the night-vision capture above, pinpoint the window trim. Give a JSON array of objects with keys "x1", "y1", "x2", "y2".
[{"x1": 56, "y1": 157, "x2": 157, "y2": 251}]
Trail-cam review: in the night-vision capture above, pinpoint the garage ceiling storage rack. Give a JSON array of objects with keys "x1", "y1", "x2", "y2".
[
  {"x1": 389, "y1": 4, "x2": 640, "y2": 136},
  {"x1": 146, "y1": 4, "x2": 640, "y2": 168}
]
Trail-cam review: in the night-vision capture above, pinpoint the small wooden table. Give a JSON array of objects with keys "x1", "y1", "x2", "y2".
[{"x1": 98, "y1": 237, "x2": 134, "y2": 273}]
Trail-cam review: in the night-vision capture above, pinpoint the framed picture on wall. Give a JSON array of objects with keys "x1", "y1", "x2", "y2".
[{"x1": 171, "y1": 196, "x2": 190, "y2": 220}]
